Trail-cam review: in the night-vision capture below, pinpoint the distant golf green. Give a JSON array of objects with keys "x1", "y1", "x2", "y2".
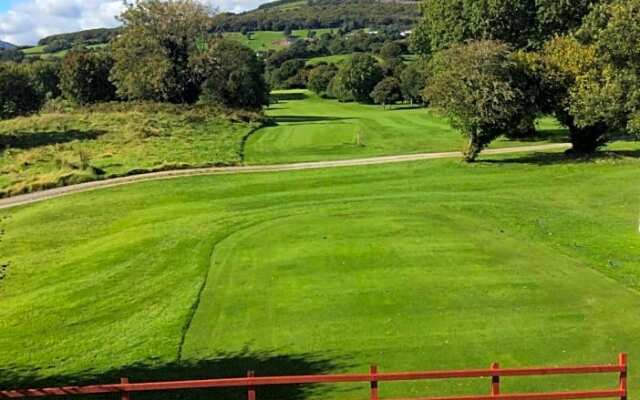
[
  {"x1": 1, "y1": 148, "x2": 640, "y2": 398},
  {"x1": 244, "y1": 90, "x2": 568, "y2": 164}
]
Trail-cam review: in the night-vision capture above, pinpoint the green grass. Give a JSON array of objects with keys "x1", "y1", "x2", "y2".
[
  {"x1": 0, "y1": 103, "x2": 262, "y2": 197},
  {"x1": 244, "y1": 90, "x2": 569, "y2": 164},
  {"x1": 1, "y1": 148, "x2": 640, "y2": 397},
  {"x1": 306, "y1": 54, "x2": 353, "y2": 65},
  {"x1": 225, "y1": 29, "x2": 334, "y2": 51}
]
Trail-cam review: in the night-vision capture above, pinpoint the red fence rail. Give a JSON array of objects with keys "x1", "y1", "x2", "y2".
[{"x1": 0, "y1": 353, "x2": 628, "y2": 400}]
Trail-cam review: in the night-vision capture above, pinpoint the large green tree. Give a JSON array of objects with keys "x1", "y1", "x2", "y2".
[
  {"x1": 110, "y1": 0, "x2": 213, "y2": 103},
  {"x1": 570, "y1": 0, "x2": 640, "y2": 140},
  {"x1": 338, "y1": 53, "x2": 383, "y2": 103},
  {"x1": 424, "y1": 40, "x2": 528, "y2": 162},
  {"x1": 197, "y1": 40, "x2": 270, "y2": 110},
  {"x1": 412, "y1": 0, "x2": 603, "y2": 54},
  {"x1": 0, "y1": 65, "x2": 42, "y2": 120},
  {"x1": 60, "y1": 50, "x2": 117, "y2": 105}
]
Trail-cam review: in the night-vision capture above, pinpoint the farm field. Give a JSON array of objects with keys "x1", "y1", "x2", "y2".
[
  {"x1": 22, "y1": 44, "x2": 107, "y2": 58},
  {"x1": 245, "y1": 90, "x2": 570, "y2": 164},
  {"x1": 1, "y1": 150, "x2": 640, "y2": 397},
  {"x1": 226, "y1": 29, "x2": 334, "y2": 51}
]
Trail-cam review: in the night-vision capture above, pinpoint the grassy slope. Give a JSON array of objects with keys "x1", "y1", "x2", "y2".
[
  {"x1": 225, "y1": 29, "x2": 334, "y2": 51},
  {"x1": 1, "y1": 150, "x2": 640, "y2": 397},
  {"x1": 244, "y1": 90, "x2": 569, "y2": 164},
  {"x1": 0, "y1": 104, "x2": 260, "y2": 197}
]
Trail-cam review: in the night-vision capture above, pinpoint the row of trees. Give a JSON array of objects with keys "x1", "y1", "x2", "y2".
[
  {"x1": 0, "y1": 0, "x2": 271, "y2": 120},
  {"x1": 412, "y1": 0, "x2": 640, "y2": 161},
  {"x1": 211, "y1": 0, "x2": 419, "y2": 33}
]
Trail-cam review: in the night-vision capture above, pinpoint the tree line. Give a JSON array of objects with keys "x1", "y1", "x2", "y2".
[
  {"x1": 0, "y1": 0, "x2": 269, "y2": 120},
  {"x1": 408, "y1": 0, "x2": 640, "y2": 161},
  {"x1": 211, "y1": 0, "x2": 420, "y2": 33}
]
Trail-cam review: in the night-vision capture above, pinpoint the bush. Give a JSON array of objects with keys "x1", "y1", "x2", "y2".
[
  {"x1": 371, "y1": 77, "x2": 402, "y2": 107},
  {"x1": 60, "y1": 50, "x2": 117, "y2": 105},
  {"x1": 339, "y1": 53, "x2": 383, "y2": 103},
  {"x1": 0, "y1": 65, "x2": 43, "y2": 120},
  {"x1": 308, "y1": 63, "x2": 338, "y2": 95},
  {"x1": 198, "y1": 40, "x2": 270, "y2": 110},
  {"x1": 23, "y1": 60, "x2": 62, "y2": 100}
]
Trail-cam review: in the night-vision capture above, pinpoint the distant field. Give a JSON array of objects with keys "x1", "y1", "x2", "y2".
[
  {"x1": 22, "y1": 43, "x2": 107, "y2": 58},
  {"x1": 225, "y1": 29, "x2": 334, "y2": 51},
  {"x1": 307, "y1": 54, "x2": 353, "y2": 65},
  {"x1": 0, "y1": 104, "x2": 260, "y2": 197},
  {"x1": 244, "y1": 90, "x2": 571, "y2": 164},
  {"x1": 1, "y1": 148, "x2": 640, "y2": 397}
]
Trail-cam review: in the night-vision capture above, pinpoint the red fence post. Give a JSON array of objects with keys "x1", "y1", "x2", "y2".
[
  {"x1": 490, "y1": 363, "x2": 500, "y2": 397},
  {"x1": 370, "y1": 365, "x2": 379, "y2": 400},
  {"x1": 247, "y1": 371, "x2": 256, "y2": 400},
  {"x1": 119, "y1": 378, "x2": 130, "y2": 400},
  {"x1": 619, "y1": 353, "x2": 627, "y2": 400}
]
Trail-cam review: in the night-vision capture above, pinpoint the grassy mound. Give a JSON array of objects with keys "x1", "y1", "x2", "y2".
[
  {"x1": 0, "y1": 103, "x2": 264, "y2": 198},
  {"x1": 1, "y1": 149, "x2": 640, "y2": 397}
]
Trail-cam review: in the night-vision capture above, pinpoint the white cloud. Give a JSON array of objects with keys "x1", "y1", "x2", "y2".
[{"x1": 0, "y1": 0, "x2": 273, "y2": 45}]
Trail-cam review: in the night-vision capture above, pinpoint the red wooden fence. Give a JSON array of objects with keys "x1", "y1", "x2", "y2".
[{"x1": 0, "y1": 353, "x2": 628, "y2": 400}]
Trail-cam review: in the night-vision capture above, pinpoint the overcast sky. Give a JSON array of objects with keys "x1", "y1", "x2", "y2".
[{"x1": 0, "y1": 0, "x2": 274, "y2": 45}]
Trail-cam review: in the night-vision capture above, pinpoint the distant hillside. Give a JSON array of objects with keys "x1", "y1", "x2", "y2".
[
  {"x1": 0, "y1": 41, "x2": 17, "y2": 50},
  {"x1": 38, "y1": 28, "x2": 120, "y2": 47},
  {"x1": 212, "y1": 0, "x2": 421, "y2": 32}
]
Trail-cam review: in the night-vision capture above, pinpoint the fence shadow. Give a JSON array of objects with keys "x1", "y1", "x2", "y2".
[
  {"x1": 0, "y1": 350, "x2": 352, "y2": 400},
  {"x1": 482, "y1": 149, "x2": 640, "y2": 165},
  {"x1": 0, "y1": 130, "x2": 106, "y2": 151}
]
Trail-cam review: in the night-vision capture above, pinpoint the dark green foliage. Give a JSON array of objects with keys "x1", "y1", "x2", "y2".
[
  {"x1": 211, "y1": 0, "x2": 421, "y2": 33},
  {"x1": 0, "y1": 49, "x2": 24, "y2": 63},
  {"x1": 400, "y1": 62, "x2": 428, "y2": 104},
  {"x1": 338, "y1": 53, "x2": 384, "y2": 103},
  {"x1": 307, "y1": 63, "x2": 338, "y2": 95},
  {"x1": 371, "y1": 77, "x2": 403, "y2": 107},
  {"x1": 268, "y1": 59, "x2": 308, "y2": 89},
  {"x1": 43, "y1": 39, "x2": 72, "y2": 54},
  {"x1": 570, "y1": 0, "x2": 640, "y2": 141},
  {"x1": 23, "y1": 61, "x2": 62, "y2": 100},
  {"x1": 425, "y1": 41, "x2": 529, "y2": 161},
  {"x1": 110, "y1": 0, "x2": 212, "y2": 104},
  {"x1": 198, "y1": 40, "x2": 270, "y2": 110},
  {"x1": 379, "y1": 41, "x2": 404, "y2": 60},
  {"x1": 327, "y1": 72, "x2": 354, "y2": 102},
  {"x1": 60, "y1": 50, "x2": 116, "y2": 105},
  {"x1": 38, "y1": 28, "x2": 120, "y2": 47},
  {"x1": 0, "y1": 65, "x2": 42, "y2": 120},
  {"x1": 412, "y1": 0, "x2": 603, "y2": 54}
]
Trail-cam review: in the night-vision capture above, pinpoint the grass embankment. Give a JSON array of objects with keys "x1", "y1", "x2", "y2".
[
  {"x1": 1, "y1": 149, "x2": 640, "y2": 397},
  {"x1": 245, "y1": 90, "x2": 570, "y2": 164},
  {"x1": 0, "y1": 103, "x2": 263, "y2": 197}
]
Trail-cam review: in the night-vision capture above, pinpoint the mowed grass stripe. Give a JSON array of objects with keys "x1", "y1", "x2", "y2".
[
  {"x1": 1, "y1": 153, "x2": 639, "y2": 397},
  {"x1": 244, "y1": 90, "x2": 569, "y2": 164}
]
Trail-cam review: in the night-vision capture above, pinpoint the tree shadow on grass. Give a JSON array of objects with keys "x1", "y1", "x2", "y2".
[
  {"x1": 0, "y1": 130, "x2": 106, "y2": 151},
  {"x1": 271, "y1": 92, "x2": 308, "y2": 102},
  {"x1": 501, "y1": 129, "x2": 569, "y2": 144},
  {"x1": 0, "y1": 350, "x2": 354, "y2": 400},
  {"x1": 273, "y1": 116, "x2": 351, "y2": 125},
  {"x1": 481, "y1": 149, "x2": 640, "y2": 166}
]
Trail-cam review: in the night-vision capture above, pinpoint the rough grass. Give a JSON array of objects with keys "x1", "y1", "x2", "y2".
[
  {"x1": 1, "y1": 148, "x2": 640, "y2": 398},
  {"x1": 244, "y1": 90, "x2": 571, "y2": 164},
  {"x1": 0, "y1": 103, "x2": 263, "y2": 197}
]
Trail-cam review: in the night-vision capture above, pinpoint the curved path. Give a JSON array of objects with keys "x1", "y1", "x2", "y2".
[{"x1": 0, "y1": 143, "x2": 570, "y2": 210}]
